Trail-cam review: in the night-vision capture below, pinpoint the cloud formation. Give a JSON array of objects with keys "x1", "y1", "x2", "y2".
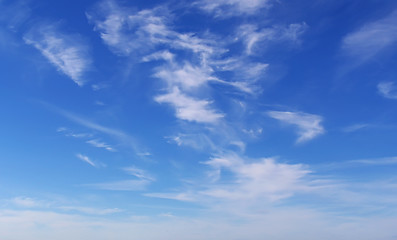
[
  {"x1": 267, "y1": 111, "x2": 325, "y2": 143},
  {"x1": 24, "y1": 24, "x2": 91, "y2": 86},
  {"x1": 197, "y1": 0, "x2": 272, "y2": 17},
  {"x1": 86, "y1": 179, "x2": 151, "y2": 191},
  {"x1": 238, "y1": 23, "x2": 307, "y2": 55},
  {"x1": 202, "y1": 154, "x2": 312, "y2": 202},
  {"x1": 86, "y1": 139, "x2": 116, "y2": 152},
  {"x1": 378, "y1": 81, "x2": 397, "y2": 99},
  {"x1": 76, "y1": 153, "x2": 97, "y2": 167},
  {"x1": 155, "y1": 87, "x2": 224, "y2": 123},
  {"x1": 342, "y1": 10, "x2": 397, "y2": 62}
]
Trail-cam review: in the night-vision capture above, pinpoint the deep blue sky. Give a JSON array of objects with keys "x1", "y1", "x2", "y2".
[{"x1": 1, "y1": 0, "x2": 397, "y2": 239}]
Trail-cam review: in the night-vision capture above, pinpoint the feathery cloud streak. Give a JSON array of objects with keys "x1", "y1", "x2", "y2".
[
  {"x1": 267, "y1": 111, "x2": 325, "y2": 143},
  {"x1": 238, "y1": 23, "x2": 307, "y2": 55},
  {"x1": 202, "y1": 154, "x2": 312, "y2": 202},
  {"x1": 342, "y1": 10, "x2": 397, "y2": 62},
  {"x1": 197, "y1": 0, "x2": 272, "y2": 17},
  {"x1": 86, "y1": 179, "x2": 151, "y2": 191},
  {"x1": 88, "y1": 1, "x2": 308, "y2": 125},
  {"x1": 41, "y1": 102, "x2": 149, "y2": 156},
  {"x1": 76, "y1": 153, "x2": 97, "y2": 167},
  {"x1": 24, "y1": 24, "x2": 91, "y2": 86}
]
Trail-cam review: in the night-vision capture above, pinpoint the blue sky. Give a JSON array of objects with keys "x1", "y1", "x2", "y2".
[{"x1": 1, "y1": 0, "x2": 397, "y2": 239}]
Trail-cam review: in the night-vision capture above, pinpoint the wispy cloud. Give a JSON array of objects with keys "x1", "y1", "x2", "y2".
[
  {"x1": 267, "y1": 111, "x2": 325, "y2": 143},
  {"x1": 24, "y1": 24, "x2": 91, "y2": 86},
  {"x1": 342, "y1": 123, "x2": 370, "y2": 132},
  {"x1": 123, "y1": 166, "x2": 156, "y2": 182},
  {"x1": 342, "y1": 10, "x2": 397, "y2": 62},
  {"x1": 201, "y1": 154, "x2": 312, "y2": 202},
  {"x1": 44, "y1": 103, "x2": 150, "y2": 157},
  {"x1": 154, "y1": 63, "x2": 220, "y2": 90},
  {"x1": 88, "y1": 0, "x2": 270, "y2": 93},
  {"x1": 144, "y1": 192, "x2": 195, "y2": 202},
  {"x1": 87, "y1": 1, "x2": 216, "y2": 57},
  {"x1": 86, "y1": 139, "x2": 116, "y2": 152},
  {"x1": 196, "y1": 0, "x2": 273, "y2": 17},
  {"x1": 2, "y1": 208, "x2": 397, "y2": 240},
  {"x1": 0, "y1": 0, "x2": 31, "y2": 31},
  {"x1": 57, "y1": 127, "x2": 93, "y2": 138},
  {"x1": 11, "y1": 197, "x2": 40, "y2": 208},
  {"x1": 378, "y1": 81, "x2": 397, "y2": 99},
  {"x1": 59, "y1": 206, "x2": 122, "y2": 215},
  {"x1": 348, "y1": 156, "x2": 397, "y2": 166},
  {"x1": 146, "y1": 153, "x2": 317, "y2": 215},
  {"x1": 155, "y1": 87, "x2": 224, "y2": 123},
  {"x1": 142, "y1": 50, "x2": 175, "y2": 63},
  {"x1": 86, "y1": 179, "x2": 150, "y2": 191},
  {"x1": 237, "y1": 23, "x2": 307, "y2": 55},
  {"x1": 76, "y1": 153, "x2": 98, "y2": 167}
]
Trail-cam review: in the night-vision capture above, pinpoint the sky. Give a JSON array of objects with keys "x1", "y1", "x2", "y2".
[{"x1": 1, "y1": 0, "x2": 397, "y2": 239}]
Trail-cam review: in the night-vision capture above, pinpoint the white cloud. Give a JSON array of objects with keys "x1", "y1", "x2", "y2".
[
  {"x1": 2, "y1": 209, "x2": 397, "y2": 240},
  {"x1": 342, "y1": 10, "x2": 397, "y2": 61},
  {"x1": 86, "y1": 139, "x2": 116, "y2": 152},
  {"x1": 123, "y1": 166, "x2": 155, "y2": 182},
  {"x1": 59, "y1": 206, "x2": 122, "y2": 215},
  {"x1": 142, "y1": 50, "x2": 175, "y2": 63},
  {"x1": 57, "y1": 127, "x2": 93, "y2": 138},
  {"x1": 76, "y1": 153, "x2": 97, "y2": 167},
  {"x1": 86, "y1": 179, "x2": 150, "y2": 191},
  {"x1": 210, "y1": 59, "x2": 269, "y2": 93},
  {"x1": 144, "y1": 192, "x2": 195, "y2": 202},
  {"x1": 378, "y1": 81, "x2": 397, "y2": 99},
  {"x1": 24, "y1": 24, "x2": 91, "y2": 86},
  {"x1": 168, "y1": 133, "x2": 216, "y2": 150},
  {"x1": 45, "y1": 104, "x2": 150, "y2": 157},
  {"x1": 87, "y1": 1, "x2": 216, "y2": 57},
  {"x1": 201, "y1": 154, "x2": 312, "y2": 202},
  {"x1": 342, "y1": 123, "x2": 369, "y2": 132},
  {"x1": 267, "y1": 111, "x2": 325, "y2": 143},
  {"x1": 11, "y1": 197, "x2": 39, "y2": 208},
  {"x1": 146, "y1": 154, "x2": 315, "y2": 207},
  {"x1": 197, "y1": 0, "x2": 272, "y2": 17},
  {"x1": 348, "y1": 156, "x2": 397, "y2": 166},
  {"x1": 91, "y1": 82, "x2": 109, "y2": 91},
  {"x1": 154, "y1": 63, "x2": 219, "y2": 90},
  {"x1": 155, "y1": 87, "x2": 224, "y2": 123},
  {"x1": 238, "y1": 23, "x2": 307, "y2": 55}
]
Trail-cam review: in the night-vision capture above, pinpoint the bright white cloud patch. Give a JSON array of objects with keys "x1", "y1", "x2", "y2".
[
  {"x1": 24, "y1": 24, "x2": 91, "y2": 86},
  {"x1": 267, "y1": 111, "x2": 325, "y2": 143},
  {"x1": 155, "y1": 87, "x2": 224, "y2": 123},
  {"x1": 86, "y1": 179, "x2": 150, "y2": 191},
  {"x1": 342, "y1": 10, "x2": 397, "y2": 61},
  {"x1": 154, "y1": 63, "x2": 219, "y2": 90},
  {"x1": 59, "y1": 206, "x2": 122, "y2": 215},
  {"x1": 378, "y1": 81, "x2": 397, "y2": 99},
  {"x1": 87, "y1": 2, "x2": 216, "y2": 56},
  {"x1": 202, "y1": 154, "x2": 312, "y2": 202}
]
